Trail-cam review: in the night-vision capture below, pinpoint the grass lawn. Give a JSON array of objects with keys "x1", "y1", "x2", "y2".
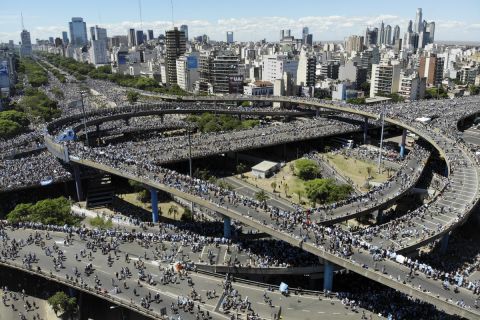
[
  {"x1": 243, "y1": 160, "x2": 308, "y2": 205},
  {"x1": 326, "y1": 153, "x2": 389, "y2": 191}
]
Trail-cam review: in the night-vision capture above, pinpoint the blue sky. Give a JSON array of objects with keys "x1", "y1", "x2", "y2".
[{"x1": 1, "y1": 0, "x2": 479, "y2": 43}]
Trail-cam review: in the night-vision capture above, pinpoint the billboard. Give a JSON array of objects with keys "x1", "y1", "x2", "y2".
[
  {"x1": 228, "y1": 75, "x2": 244, "y2": 94},
  {"x1": 187, "y1": 56, "x2": 198, "y2": 69}
]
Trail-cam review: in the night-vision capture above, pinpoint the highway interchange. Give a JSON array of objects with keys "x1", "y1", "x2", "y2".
[{"x1": 2, "y1": 58, "x2": 480, "y2": 319}]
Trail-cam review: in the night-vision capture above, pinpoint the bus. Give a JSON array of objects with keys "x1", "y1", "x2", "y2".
[{"x1": 330, "y1": 137, "x2": 355, "y2": 149}]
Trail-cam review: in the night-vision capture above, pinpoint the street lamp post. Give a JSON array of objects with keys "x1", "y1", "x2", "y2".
[
  {"x1": 79, "y1": 91, "x2": 89, "y2": 146},
  {"x1": 377, "y1": 104, "x2": 386, "y2": 174}
]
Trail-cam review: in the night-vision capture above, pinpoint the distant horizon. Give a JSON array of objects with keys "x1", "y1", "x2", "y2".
[{"x1": 1, "y1": 0, "x2": 479, "y2": 43}]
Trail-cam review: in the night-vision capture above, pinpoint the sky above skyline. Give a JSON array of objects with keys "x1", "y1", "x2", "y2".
[{"x1": 1, "y1": 0, "x2": 479, "y2": 43}]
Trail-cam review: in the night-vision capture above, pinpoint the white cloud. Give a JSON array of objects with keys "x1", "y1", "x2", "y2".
[{"x1": 2, "y1": 14, "x2": 478, "y2": 43}]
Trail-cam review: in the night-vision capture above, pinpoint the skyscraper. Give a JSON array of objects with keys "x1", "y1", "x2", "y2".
[
  {"x1": 302, "y1": 27, "x2": 309, "y2": 41},
  {"x1": 69, "y1": 17, "x2": 88, "y2": 47},
  {"x1": 128, "y1": 28, "x2": 136, "y2": 47},
  {"x1": 147, "y1": 30, "x2": 154, "y2": 41},
  {"x1": 180, "y1": 25, "x2": 188, "y2": 40},
  {"x1": 90, "y1": 25, "x2": 107, "y2": 42},
  {"x1": 226, "y1": 31, "x2": 234, "y2": 44},
  {"x1": 20, "y1": 29, "x2": 32, "y2": 57},
  {"x1": 165, "y1": 27, "x2": 187, "y2": 85},
  {"x1": 135, "y1": 30, "x2": 144, "y2": 46},
  {"x1": 365, "y1": 27, "x2": 378, "y2": 47},
  {"x1": 392, "y1": 25, "x2": 400, "y2": 44},
  {"x1": 62, "y1": 31, "x2": 69, "y2": 45},
  {"x1": 385, "y1": 25, "x2": 392, "y2": 45},
  {"x1": 414, "y1": 8, "x2": 423, "y2": 33},
  {"x1": 426, "y1": 22, "x2": 435, "y2": 43},
  {"x1": 378, "y1": 21, "x2": 385, "y2": 45}
]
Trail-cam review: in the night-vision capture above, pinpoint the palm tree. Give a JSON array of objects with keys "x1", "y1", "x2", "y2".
[
  {"x1": 296, "y1": 190, "x2": 303, "y2": 204},
  {"x1": 168, "y1": 205, "x2": 179, "y2": 220},
  {"x1": 271, "y1": 181, "x2": 277, "y2": 192},
  {"x1": 254, "y1": 191, "x2": 269, "y2": 207}
]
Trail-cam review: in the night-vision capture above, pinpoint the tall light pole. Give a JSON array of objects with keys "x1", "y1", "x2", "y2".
[
  {"x1": 80, "y1": 91, "x2": 89, "y2": 146},
  {"x1": 377, "y1": 104, "x2": 386, "y2": 174}
]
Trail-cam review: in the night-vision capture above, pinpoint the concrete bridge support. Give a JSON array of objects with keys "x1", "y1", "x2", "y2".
[
  {"x1": 400, "y1": 129, "x2": 407, "y2": 158},
  {"x1": 363, "y1": 117, "x2": 369, "y2": 144},
  {"x1": 440, "y1": 232, "x2": 450, "y2": 254},
  {"x1": 150, "y1": 189, "x2": 159, "y2": 223},
  {"x1": 223, "y1": 216, "x2": 232, "y2": 239},
  {"x1": 323, "y1": 260, "x2": 334, "y2": 291},
  {"x1": 73, "y1": 164, "x2": 84, "y2": 201},
  {"x1": 376, "y1": 209, "x2": 384, "y2": 224}
]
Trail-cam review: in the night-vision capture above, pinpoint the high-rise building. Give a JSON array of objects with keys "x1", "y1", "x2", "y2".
[
  {"x1": 296, "y1": 49, "x2": 316, "y2": 87},
  {"x1": 48, "y1": 37, "x2": 54, "y2": 45},
  {"x1": 176, "y1": 52, "x2": 200, "y2": 92},
  {"x1": 262, "y1": 55, "x2": 298, "y2": 83},
  {"x1": 180, "y1": 25, "x2": 188, "y2": 40},
  {"x1": 211, "y1": 51, "x2": 240, "y2": 94},
  {"x1": 407, "y1": 20, "x2": 413, "y2": 33},
  {"x1": 320, "y1": 61, "x2": 340, "y2": 80},
  {"x1": 90, "y1": 40, "x2": 109, "y2": 65},
  {"x1": 378, "y1": 21, "x2": 385, "y2": 45},
  {"x1": 147, "y1": 30, "x2": 154, "y2": 41},
  {"x1": 62, "y1": 31, "x2": 69, "y2": 45},
  {"x1": 110, "y1": 36, "x2": 128, "y2": 48},
  {"x1": 392, "y1": 25, "x2": 400, "y2": 44},
  {"x1": 345, "y1": 35, "x2": 364, "y2": 54},
  {"x1": 370, "y1": 60, "x2": 401, "y2": 97},
  {"x1": 418, "y1": 53, "x2": 444, "y2": 86},
  {"x1": 69, "y1": 17, "x2": 88, "y2": 47},
  {"x1": 364, "y1": 27, "x2": 378, "y2": 47},
  {"x1": 426, "y1": 22, "x2": 435, "y2": 43},
  {"x1": 385, "y1": 25, "x2": 392, "y2": 45},
  {"x1": 20, "y1": 29, "x2": 32, "y2": 57},
  {"x1": 226, "y1": 31, "x2": 234, "y2": 44},
  {"x1": 90, "y1": 25, "x2": 107, "y2": 42},
  {"x1": 128, "y1": 28, "x2": 136, "y2": 47},
  {"x1": 338, "y1": 60, "x2": 367, "y2": 89},
  {"x1": 398, "y1": 71, "x2": 426, "y2": 100},
  {"x1": 135, "y1": 30, "x2": 144, "y2": 46},
  {"x1": 165, "y1": 27, "x2": 187, "y2": 85},
  {"x1": 280, "y1": 29, "x2": 291, "y2": 40},
  {"x1": 302, "y1": 27, "x2": 309, "y2": 43},
  {"x1": 414, "y1": 8, "x2": 423, "y2": 33}
]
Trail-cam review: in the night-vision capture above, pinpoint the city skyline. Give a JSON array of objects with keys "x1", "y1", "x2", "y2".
[{"x1": 1, "y1": 0, "x2": 479, "y2": 43}]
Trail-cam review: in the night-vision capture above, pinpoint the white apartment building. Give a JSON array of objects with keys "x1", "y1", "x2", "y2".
[
  {"x1": 262, "y1": 55, "x2": 298, "y2": 83},
  {"x1": 370, "y1": 60, "x2": 401, "y2": 97},
  {"x1": 398, "y1": 72, "x2": 426, "y2": 100},
  {"x1": 176, "y1": 53, "x2": 200, "y2": 92}
]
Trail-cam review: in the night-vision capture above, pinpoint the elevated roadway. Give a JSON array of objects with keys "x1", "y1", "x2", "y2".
[{"x1": 42, "y1": 94, "x2": 480, "y2": 318}]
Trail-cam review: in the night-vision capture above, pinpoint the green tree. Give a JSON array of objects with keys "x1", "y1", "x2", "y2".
[
  {"x1": 6, "y1": 197, "x2": 80, "y2": 226},
  {"x1": 241, "y1": 101, "x2": 251, "y2": 107},
  {"x1": 284, "y1": 183, "x2": 289, "y2": 196},
  {"x1": 48, "y1": 291, "x2": 77, "y2": 316},
  {"x1": 126, "y1": 90, "x2": 140, "y2": 103},
  {"x1": 359, "y1": 82, "x2": 370, "y2": 95},
  {"x1": 304, "y1": 178, "x2": 353, "y2": 204},
  {"x1": 181, "y1": 208, "x2": 194, "y2": 221},
  {"x1": 271, "y1": 181, "x2": 277, "y2": 192},
  {"x1": 0, "y1": 110, "x2": 30, "y2": 127},
  {"x1": 469, "y1": 85, "x2": 480, "y2": 96},
  {"x1": 254, "y1": 190, "x2": 269, "y2": 204},
  {"x1": 236, "y1": 163, "x2": 247, "y2": 177},
  {"x1": 0, "y1": 119, "x2": 23, "y2": 139},
  {"x1": 294, "y1": 159, "x2": 321, "y2": 180}
]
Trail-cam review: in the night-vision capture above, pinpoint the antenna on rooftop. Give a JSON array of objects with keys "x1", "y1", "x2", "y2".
[
  {"x1": 138, "y1": 0, "x2": 143, "y2": 29},
  {"x1": 170, "y1": 0, "x2": 175, "y2": 28},
  {"x1": 21, "y1": 12, "x2": 25, "y2": 30}
]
